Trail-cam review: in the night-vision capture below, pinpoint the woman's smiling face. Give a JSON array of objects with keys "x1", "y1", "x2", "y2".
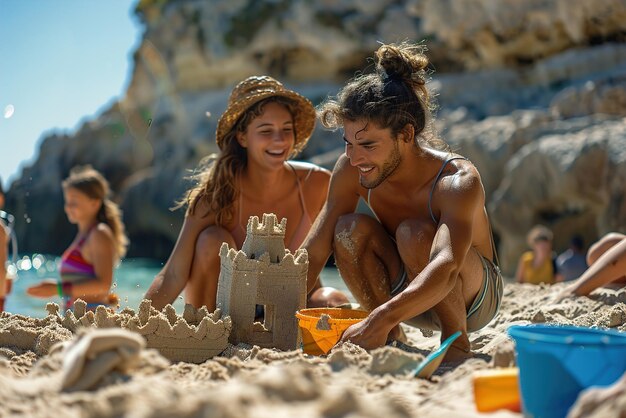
[{"x1": 238, "y1": 101, "x2": 295, "y2": 169}]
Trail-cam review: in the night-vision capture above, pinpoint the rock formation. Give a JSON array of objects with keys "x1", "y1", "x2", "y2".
[{"x1": 4, "y1": 0, "x2": 626, "y2": 272}]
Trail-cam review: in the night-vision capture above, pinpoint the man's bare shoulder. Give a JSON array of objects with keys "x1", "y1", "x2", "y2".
[
  {"x1": 329, "y1": 154, "x2": 361, "y2": 186},
  {"x1": 327, "y1": 154, "x2": 361, "y2": 205},
  {"x1": 331, "y1": 153, "x2": 355, "y2": 175},
  {"x1": 439, "y1": 158, "x2": 484, "y2": 196}
]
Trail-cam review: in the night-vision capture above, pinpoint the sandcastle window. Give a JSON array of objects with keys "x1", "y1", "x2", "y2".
[{"x1": 254, "y1": 304, "x2": 274, "y2": 332}]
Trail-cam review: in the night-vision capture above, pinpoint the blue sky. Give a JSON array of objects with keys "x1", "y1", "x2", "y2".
[{"x1": 0, "y1": 0, "x2": 141, "y2": 189}]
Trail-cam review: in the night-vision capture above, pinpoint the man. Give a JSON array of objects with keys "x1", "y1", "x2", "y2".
[{"x1": 302, "y1": 42, "x2": 503, "y2": 360}]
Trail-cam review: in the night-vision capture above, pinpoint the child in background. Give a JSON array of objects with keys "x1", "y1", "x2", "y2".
[
  {"x1": 27, "y1": 166, "x2": 128, "y2": 310},
  {"x1": 556, "y1": 235, "x2": 588, "y2": 282},
  {"x1": 515, "y1": 225, "x2": 557, "y2": 285}
]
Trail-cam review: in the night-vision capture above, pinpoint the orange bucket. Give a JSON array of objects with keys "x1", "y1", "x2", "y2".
[{"x1": 295, "y1": 308, "x2": 368, "y2": 355}]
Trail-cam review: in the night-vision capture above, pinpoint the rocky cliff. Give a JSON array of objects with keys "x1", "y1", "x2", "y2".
[{"x1": 6, "y1": 0, "x2": 626, "y2": 273}]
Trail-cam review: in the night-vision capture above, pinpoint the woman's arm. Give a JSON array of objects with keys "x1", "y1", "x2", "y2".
[{"x1": 145, "y1": 201, "x2": 217, "y2": 310}]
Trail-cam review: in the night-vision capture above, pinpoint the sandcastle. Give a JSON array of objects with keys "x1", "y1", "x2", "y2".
[
  {"x1": 216, "y1": 213, "x2": 308, "y2": 351},
  {"x1": 32, "y1": 299, "x2": 232, "y2": 363}
]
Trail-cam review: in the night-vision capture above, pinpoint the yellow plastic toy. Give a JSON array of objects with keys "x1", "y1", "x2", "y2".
[{"x1": 473, "y1": 367, "x2": 521, "y2": 412}]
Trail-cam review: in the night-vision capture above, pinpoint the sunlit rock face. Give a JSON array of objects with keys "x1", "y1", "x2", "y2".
[{"x1": 6, "y1": 0, "x2": 626, "y2": 262}]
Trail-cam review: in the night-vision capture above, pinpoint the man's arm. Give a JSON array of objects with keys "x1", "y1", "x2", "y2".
[{"x1": 301, "y1": 154, "x2": 360, "y2": 294}]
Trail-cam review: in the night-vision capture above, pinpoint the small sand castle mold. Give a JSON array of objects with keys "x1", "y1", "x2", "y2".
[
  {"x1": 45, "y1": 299, "x2": 232, "y2": 363},
  {"x1": 217, "y1": 213, "x2": 308, "y2": 351}
]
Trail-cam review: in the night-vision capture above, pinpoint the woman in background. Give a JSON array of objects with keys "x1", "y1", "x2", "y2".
[
  {"x1": 515, "y1": 224, "x2": 557, "y2": 285},
  {"x1": 145, "y1": 75, "x2": 348, "y2": 311},
  {"x1": 27, "y1": 166, "x2": 128, "y2": 310}
]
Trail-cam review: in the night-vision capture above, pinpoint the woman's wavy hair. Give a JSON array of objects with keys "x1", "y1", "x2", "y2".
[
  {"x1": 318, "y1": 41, "x2": 449, "y2": 151},
  {"x1": 182, "y1": 96, "x2": 300, "y2": 225},
  {"x1": 62, "y1": 166, "x2": 128, "y2": 259}
]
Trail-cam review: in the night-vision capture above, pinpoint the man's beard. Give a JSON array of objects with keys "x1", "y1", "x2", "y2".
[{"x1": 360, "y1": 144, "x2": 402, "y2": 189}]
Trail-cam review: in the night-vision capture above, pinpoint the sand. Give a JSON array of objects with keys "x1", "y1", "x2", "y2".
[{"x1": 1, "y1": 282, "x2": 625, "y2": 418}]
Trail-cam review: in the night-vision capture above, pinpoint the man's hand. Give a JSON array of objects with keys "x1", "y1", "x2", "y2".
[
  {"x1": 26, "y1": 279, "x2": 58, "y2": 298},
  {"x1": 337, "y1": 314, "x2": 393, "y2": 350}
]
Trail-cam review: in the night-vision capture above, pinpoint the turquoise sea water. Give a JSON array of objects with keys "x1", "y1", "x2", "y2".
[{"x1": 3, "y1": 255, "x2": 350, "y2": 318}]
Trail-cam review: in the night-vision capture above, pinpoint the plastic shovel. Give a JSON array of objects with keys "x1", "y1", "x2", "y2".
[{"x1": 413, "y1": 331, "x2": 462, "y2": 378}]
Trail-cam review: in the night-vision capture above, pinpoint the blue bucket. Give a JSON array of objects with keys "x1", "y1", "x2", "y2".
[{"x1": 508, "y1": 324, "x2": 626, "y2": 418}]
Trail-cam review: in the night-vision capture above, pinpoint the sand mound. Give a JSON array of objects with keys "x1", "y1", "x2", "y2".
[{"x1": 1, "y1": 282, "x2": 626, "y2": 417}]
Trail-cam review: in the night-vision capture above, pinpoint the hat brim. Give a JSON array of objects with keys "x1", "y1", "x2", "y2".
[{"x1": 216, "y1": 89, "x2": 316, "y2": 154}]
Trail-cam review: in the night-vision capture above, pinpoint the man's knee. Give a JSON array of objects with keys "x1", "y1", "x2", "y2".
[
  {"x1": 196, "y1": 226, "x2": 235, "y2": 258},
  {"x1": 395, "y1": 219, "x2": 436, "y2": 267},
  {"x1": 308, "y1": 287, "x2": 350, "y2": 308},
  {"x1": 333, "y1": 213, "x2": 376, "y2": 255},
  {"x1": 395, "y1": 219, "x2": 436, "y2": 247}
]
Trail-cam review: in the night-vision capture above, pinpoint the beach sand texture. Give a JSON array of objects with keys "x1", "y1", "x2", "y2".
[{"x1": 1, "y1": 282, "x2": 626, "y2": 417}]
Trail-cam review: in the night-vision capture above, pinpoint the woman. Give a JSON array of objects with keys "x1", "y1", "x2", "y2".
[
  {"x1": 27, "y1": 166, "x2": 128, "y2": 310},
  {"x1": 145, "y1": 75, "x2": 348, "y2": 311},
  {"x1": 515, "y1": 224, "x2": 556, "y2": 285}
]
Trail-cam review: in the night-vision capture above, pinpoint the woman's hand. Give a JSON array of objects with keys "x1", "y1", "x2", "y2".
[{"x1": 26, "y1": 279, "x2": 59, "y2": 298}]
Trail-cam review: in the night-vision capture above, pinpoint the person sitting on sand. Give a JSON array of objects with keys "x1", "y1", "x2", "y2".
[
  {"x1": 557, "y1": 232, "x2": 626, "y2": 299},
  {"x1": 301, "y1": 42, "x2": 503, "y2": 359},
  {"x1": 515, "y1": 225, "x2": 557, "y2": 285},
  {"x1": 555, "y1": 234, "x2": 588, "y2": 282},
  {"x1": 27, "y1": 166, "x2": 128, "y2": 310},
  {"x1": 0, "y1": 177, "x2": 11, "y2": 312},
  {"x1": 145, "y1": 75, "x2": 349, "y2": 312}
]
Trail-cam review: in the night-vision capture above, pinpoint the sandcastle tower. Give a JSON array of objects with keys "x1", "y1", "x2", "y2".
[{"x1": 216, "y1": 213, "x2": 308, "y2": 350}]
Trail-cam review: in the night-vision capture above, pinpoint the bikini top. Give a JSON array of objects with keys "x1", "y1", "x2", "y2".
[
  {"x1": 230, "y1": 162, "x2": 315, "y2": 252},
  {"x1": 59, "y1": 226, "x2": 97, "y2": 283}
]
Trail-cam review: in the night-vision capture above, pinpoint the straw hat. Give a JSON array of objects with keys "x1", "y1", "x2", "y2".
[{"x1": 215, "y1": 75, "x2": 316, "y2": 152}]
